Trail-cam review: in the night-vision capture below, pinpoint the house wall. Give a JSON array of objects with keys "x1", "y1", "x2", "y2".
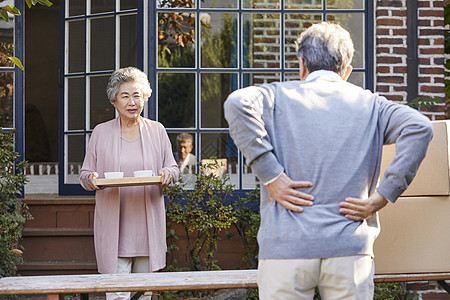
[{"x1": 376, "y1": 0, "x2": 446, "y2": 120}]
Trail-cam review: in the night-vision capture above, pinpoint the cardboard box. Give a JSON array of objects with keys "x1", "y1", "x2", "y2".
[
  {"x1": 374, "y1": 195, "x2": 450, "y2": 274},
  {"x1": 380, "y1": 120, "x2": 449, "y2": 197}
]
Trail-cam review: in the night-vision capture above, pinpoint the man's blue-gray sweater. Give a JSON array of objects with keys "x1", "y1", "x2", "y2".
[{"x1": 224, "y1": 71, "x2": 433, "y2": 260}]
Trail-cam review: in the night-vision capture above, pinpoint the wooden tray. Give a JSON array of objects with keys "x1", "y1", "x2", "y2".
[{"x1": 94, "y1": 176, "x2": 162, "y2": 187}]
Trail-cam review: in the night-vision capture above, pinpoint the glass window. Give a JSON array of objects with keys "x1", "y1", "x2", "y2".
[
  {"x1": 154, "y1": 0, "x2": 373, "y2": 191},
  {"x1": 61, "y1": 0, "x2": 140, "y2": 193},
  {"x1": 0, "y1": 71, "x2": 14, "y2": 128}
]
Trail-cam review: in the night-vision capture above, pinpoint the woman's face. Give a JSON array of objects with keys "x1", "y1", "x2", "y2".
[{"x1": 113, "y1": 81, "x2": 145, "y2": 122}]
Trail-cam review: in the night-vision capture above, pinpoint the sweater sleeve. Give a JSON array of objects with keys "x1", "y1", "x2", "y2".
[
  {"x1": 80, "y1": 126, "x2": 100, "y2": 191},
  {"x1": 159, "y1": 124, "x2": 180, "y2": 185},
  {"x1": 224, "y1": 86, "x2": 284, "y2": 183},
  {"x1": 376, "y1": 97, "x2": 434, "y2": 202}
]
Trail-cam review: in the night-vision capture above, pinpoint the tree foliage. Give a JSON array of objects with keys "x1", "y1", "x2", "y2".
[{"x1": 0, "y1": 130, "x2": 30, "y2": 278}]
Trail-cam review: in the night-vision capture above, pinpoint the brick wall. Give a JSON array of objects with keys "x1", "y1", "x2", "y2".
[{"x1": 376, "y1": 0, "x2": 446, "y2": 120}]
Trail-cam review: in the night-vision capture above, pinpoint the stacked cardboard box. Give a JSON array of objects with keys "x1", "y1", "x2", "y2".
[{"x1": 374, "y1": 120, "x2": 449, "y2": 274}]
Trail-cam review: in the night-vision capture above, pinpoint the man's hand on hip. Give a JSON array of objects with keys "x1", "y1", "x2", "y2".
[
  {"x1": 266, "y1": 173, "x2": 314, "y2": 212},
  {"x1": 339, "y1": 191, "x2": 389, "y2": 221}
]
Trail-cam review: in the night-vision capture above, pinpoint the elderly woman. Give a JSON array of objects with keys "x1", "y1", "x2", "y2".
[{"x1": 80, "y1": 67, "x2": 179, "y2": 299}]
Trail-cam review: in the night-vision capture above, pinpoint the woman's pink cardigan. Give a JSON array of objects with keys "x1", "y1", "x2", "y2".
[{"x1": 80, "y1": 117, "x2": 180, "y2": 274}]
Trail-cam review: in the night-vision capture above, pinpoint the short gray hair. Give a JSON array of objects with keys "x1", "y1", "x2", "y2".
[
  {"x1": 295, "y1": 22, "x2": 354, "y2": 77},
  {"x1": 106, "y1": 67, "x2": 152, "y2": 104},
  {"x1": 176, "y1": 133, "x2": 194, "y2": 146}
]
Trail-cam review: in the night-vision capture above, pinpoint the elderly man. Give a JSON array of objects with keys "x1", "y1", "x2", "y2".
[
  {"x1": 224, "y1": 22, "x2": 433, "y2": 299},
  {"x1": 175, "y1": 133, "x2": 197, "y2": 174}
]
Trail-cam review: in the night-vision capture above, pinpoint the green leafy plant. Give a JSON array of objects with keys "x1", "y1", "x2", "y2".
[
  {"x1": 0, "y1": 0, "x2": 53, "y2": 70},
  {"x1": 164, "y1": 159, "x2": 236, "y2": 272},
  {"x1": 0, "y1": 130, "x2": 30, "y2": 278}
]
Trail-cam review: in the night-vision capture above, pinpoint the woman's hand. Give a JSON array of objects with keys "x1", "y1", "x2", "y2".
[
  {"x1": 87, "y1": 172, "x2": 103, "y2": 190},
  {"x1": 159, "y1": 168, "x2": 173, "y2": 187}
]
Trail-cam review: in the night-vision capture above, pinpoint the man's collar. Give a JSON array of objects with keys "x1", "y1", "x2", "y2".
[{"x1": 305, "y1": 70, "x2": 341, "y2": 82}]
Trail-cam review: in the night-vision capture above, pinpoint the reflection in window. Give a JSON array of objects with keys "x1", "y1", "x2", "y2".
[
  {"x1": 0, "y1": 72, "x2": 13, "y2": 128},
  {"x1": 201, "y1": 13, "x2": 237, "y2": 68},
  {"x1": 158, "y1": 72, "x2": 195, "y2": 128},
  {"x1": 327, "y1": 13, "x2": 364, "y2": 69},
  {"x1": 90, "y1": 17, "x2": 115, "y2": 72},
  {"x1": 0, "y1": 19, "x2": 14, "y2": 68},
  {"x1": 284, "y1": 14, "x2": 321, "y2": 69},
  {"x1": 243, "y1": 73, "x2": 281, "y2": 87},
  {"x1": 201, "y1": 73, "x2": 237, "y2": 128},
  {"x1": 243, "y1": 13, "x2": 280, "y2": 69},
  {"x1": 201, "y1": 132, "x2": 238, "y2": 187},
  {"x1": 285, "y1": 0, "x2": 322, "y2": 9},
  {"x1": 158, "y1": 12, "x2": 196, "y2": 68},
  {"x1": 67, "y1": 77, "x2": 85, "y2": 131},
  {"x1": 201, "y1": 0, "x2": 237, "y2": 8},
  {"x1": 327, "y1": 0, "x2": 364, "y2": 9},
  {"x1": 89, "y1": 76, "x2": 114, "y2": 130},
  {"x1": 243, "y1": 0, "x2": 280, "y2": 9}
]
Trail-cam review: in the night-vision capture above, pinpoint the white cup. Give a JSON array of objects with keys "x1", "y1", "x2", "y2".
[
  {"x1": 133, "y1": 170, "x2": 154, "y2": 177},
  {"x1": 104, "y1": 172, "x2": 124, "y2": 179}
]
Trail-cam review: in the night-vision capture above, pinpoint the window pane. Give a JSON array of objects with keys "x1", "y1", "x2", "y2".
[
  {"x1": 66, "y1": 134, "x2": 85, "y2": 183},
  {"x1": 89, "y1": 75, "x2": 114, "y2": 129},
  {"x1": 168, "y1": 132, "x2": 197, "y2": 188},
  {"x1": 0, "y1": 72, "x2": 14, "y2": 128},
  {"x1": 120, "y1": 0, "x2": 138, "y2": 10},
  {"x1": 243, "y1": 13, "x2": 280, "y2": 69},
  {"x1": 0, "y1": 19, "x2": 14, "y2": 67},
  {"x1": 91, "y1": 0, "x2": 115, "y2": 14},
  {"x1": 120, "y1": 14, "x2": 138, "y2": 68},
  {"x1": 242, "y1": 73, "x2": 281, "y2": 87},
  {"x1": 242, "y1": 156, "x2": 259, "y2": 189},
  {"x1": 158, "y1": 0, "x2": 195, "y2": 8},
  {"x1": 158, "y1": 72, "x2": 195, "y2": 128},
  {"x1": 201, "y1": 0, "x2": 237, "y2": 8},
  {"x1": 200, "y1": 133, "x2": 238, "y2": 187},
  {"x1": 348, "y1": 71, "x2": 365, "y2": 88},
  {"x1": 327, "y1": 0, "x2": 364, "y2": 9},
  {"x1": 285, "y1": 14, "x2": 322, "y2": 69},
  {"x1": 90, "y1": 17, "x2": 115, "y2": 72},
  {"x1": 68, "y1": 20, "x2": 86, "y2": 73},
  {"x1": 243, "y1": 0, "x2": 280, "y2": 9},
  {"x1": 158, "y1": 12, "x2": 196, "y2": 68},
  {"x1": 201, "y1": 13, "x2": 237, "y2": 68},
  {"x1": 67, "y1": 77, "x2": 85, "y2": 130},
  {"x1": 327, "y1": 13, "x2": 364, "y2": 69},
  {"x1": 285, "y1": 0, "x2": 322, "y2": 9},
  {"x1": 68, "y1": 0, "x2": 85, "y2": 16},
  {"x1": 201, "y1": 73, "x2": 237, "y2": 128},
  {"x1": 285, "y1": 72, "x2": 300, "y2": 81}
]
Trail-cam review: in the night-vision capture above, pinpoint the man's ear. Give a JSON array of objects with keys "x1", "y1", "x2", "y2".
[
  {"x1": 342, "y1": 65, "x2": 353, "y2": 81},
  {"x1": 299, "y1": 58, "x2": 309, "y2": 80}
]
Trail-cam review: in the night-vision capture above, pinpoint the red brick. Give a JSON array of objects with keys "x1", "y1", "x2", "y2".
[
  {"x1": 377, "y1": 38, "x2": 405, "y2": 45},
  {"x1": 419, "y1": 58, "x2": 431, "y2": 64},
  {"x1": 420, "y1": 48, "x2": 445, "y2": 55},
  {"x1": 377, "y1": 28, "x2": 390, "y2": 35},
  {"x1": 377, "y1": 66, "x2": 391, "y2": 73},
  {"x1": 394, "y1": 86, "x2": 407, "y2": 92},
  {"x1": 419, "y1": 10, "x2": 444, "y2": 17},
  {"x1": 378, "y1": 75, "x2": 405, "y2": 83},
  {"x1": 418, "y1": 1, "x2": 431, "y2": 8},
  {"x1": 420, "y1": 85, "x2": 445, "y2": 93},
  {"x1": 377, "y1": 47, "x2": 391, "y2": 54},
  {"x1": 433, "y1": 57, "x2": 445, "y2": 64},
  {"x1": 375, "y1": 85, "x2": 390, "y2": 93},
  {"x1": 419, "y1": 77, "x2": 431, "y2": 83},
  {"x1": 377, "y1": 56, "x2": 403, "y2": 64},
  {"x1": 422, "y1": 292, "x2": 450, "y2": 299},
  {"x1": 433, "y1": 19, "x2": 444, "y2": 27},
  {"x1": 376, "y1": 9, "x2": 389, "y2": 17},
  {"x1": 386, "y1": 95, "x2": 404, "y2": 101},
  {"x1": 392, "y1": 47, "x2": 407, "y2": 55},
  {"x1": 377, "y1": 0, "x2": 403, "y2": 8},
  {"x1": 419, "y1": 28, "x2": 445, "y2": 36},
  {"x1": 420, "y1": 67, "x2": 444, "y2": 74},
  {"x1": 391, "y1": 9, "x2": 407, "y2": 17},
  {"x1": 434, "y1": 38, "x2": 445, "y2": 45},
  {"x1": 392, "y1": 28, "x2": 407, "y2": 35},
  {"x1": 419, "y1": 19, "x2": 431, "y2": 26},
  {"x1": 377, "y1": 18, "x2": 404, "y2": 27},
  {"x1": 393, "y1": 66, "x2": 407, "y2": 73}
]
